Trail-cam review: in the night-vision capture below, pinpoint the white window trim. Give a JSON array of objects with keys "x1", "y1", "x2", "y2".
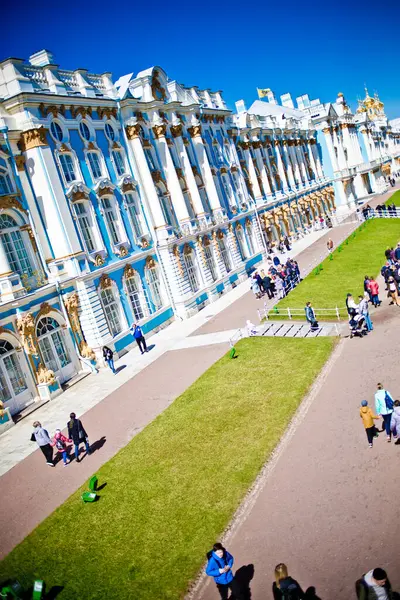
[
  {"x1": 145, "y1": 264, "x2": 164, "y2": 312},
  {"x1": 99, "y1": 283, "x2": 126, "y2": 337},
  {"x1": 100, "y1": 195, "x2": 128, "y2": 250},
  {"x1": 203, "y1": 242, "x2": 218, "y2": 282},
  {"x1": 56, "y1": 150, "x2": 82, "y2": 187},
  {"x1": 0, "y1": 167, "x2": 15, "y2": 196},
  {"x1": 85, "y1": 149, "x2": 105, "y2": 182},
  {"x1": 124, "y1": 272, "x2": 149, "y2": 321},
  {"x1": 183, "y1": 249, "x2": 200, "y2": 293},
  {"x1": 72, "y1": 200, "x2": 103, "y2": 254},
  {"x1": 111, "y1": 148, "x2": 127, "y2": 178},
  {"x1": 123, "y1": 191, "x2": 147, "y2": 243}
]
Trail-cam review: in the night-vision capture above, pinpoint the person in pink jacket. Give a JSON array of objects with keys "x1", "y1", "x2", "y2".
[
  {"x1": 368, "y1": 277, "x2": 381, "y2": 307},
  {"x1": 51, "y1": 429, "x2": 72, "y2": 466}
]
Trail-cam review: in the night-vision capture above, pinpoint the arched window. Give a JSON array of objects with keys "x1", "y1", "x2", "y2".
[
  {"x1": 112, "y1": 150, "x2": 126, "y2": 177},
  {"x1": 0, "y1": 214, "x2": 33, "y2": 276},
  {"x1": 101, "y1": 197, "x2": 124, "y2": 245},
  {"x1": 0, "y1": 339, "x2": 28, "y2": 409},
  {"x1": 203, "y1": 237, "x2": 217, "y2": 281},
  {"x1": 74, "y1": 202, "x2": 96, "y2": 252},
  {"x1": 124, "y1": 270, "x2": 148, "y2": 321},
  {"x1": 0, "y1": 170, "x2": 12, "y2": 196},
  {"x1": 59, "y1": 153, "x2": 77, "y2": 184},
  {"x1": 99, "y1": 285, "x2": 122, "y2": 336},
  {"x1": 37, "y1": 316, "x2": 72, "y2": 376},
  {"x1": 182, "y1": 246, "x2": 200, "y2": 293},
  {"x1": 125, "y1": 192, "x2": 145, "y2": 241},
  {"x1": 87, "y1": 152, "x2": 102, "y2": 180},
  {"x1": 145, "y1": 260, "x2": 163, "y2": 311}
]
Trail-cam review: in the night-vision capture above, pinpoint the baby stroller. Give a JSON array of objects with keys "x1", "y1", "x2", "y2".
[{"x1": 349, "y1": 313, "x2": 367, "y2": 338}]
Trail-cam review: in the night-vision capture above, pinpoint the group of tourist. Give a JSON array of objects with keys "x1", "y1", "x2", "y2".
[
  {"x1": 205, "y1": 543, "x2": 398, "y2": 599},
  {"x1": 251, "y1": 257, "x2": 301, "y2": 301},
  {"x1": 375, "y1": 203, "x2": 398, "y2": 217},
  {"x1": 30, "y1": 413, "x2": 91, "y2": 467},
  {"x1": 381, "y1": 243, "x2": 400, "y2": 306},
  {"x1": 359, "y1": 383, "x2": 400, "y2": 448}
]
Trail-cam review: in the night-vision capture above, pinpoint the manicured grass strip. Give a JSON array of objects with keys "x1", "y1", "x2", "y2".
[
  {"x1": 0, "y1": 337, "x2": 334, "y2": 600},
  {"x1": 272, "y1": 219, "x2": 400, "y2": 320},
  {"x1": 385, "y1": 190, "x2": 400, "y2": 206}
]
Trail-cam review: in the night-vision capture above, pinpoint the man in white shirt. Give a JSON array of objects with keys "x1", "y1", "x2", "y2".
[{"x1": 355, "y1": 567, "x2": 392, "y2": 600}]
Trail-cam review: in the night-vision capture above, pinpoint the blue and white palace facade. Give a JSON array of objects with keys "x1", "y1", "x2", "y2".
[{"x1": 0, "y1": 49, "x2": 399, "y2": 415}]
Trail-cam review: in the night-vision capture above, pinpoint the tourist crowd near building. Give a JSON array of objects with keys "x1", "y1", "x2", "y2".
[{"x1": 0, "y1": 49, "x2": 400, "y2": 416}]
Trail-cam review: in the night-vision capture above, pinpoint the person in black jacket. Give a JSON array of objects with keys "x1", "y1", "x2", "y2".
[
  {"x1": 103, "y1": 346, "x2": 116, "y2": 374},
  {"x1": 273, "y1": 563, "x2": 305, "y2": 600},
  {"x1": 67, "y1": 412, "x2": 91, "y2": 463},
  {"x1": 355, "y1": 567, "x2": 394, "y2": 600}
]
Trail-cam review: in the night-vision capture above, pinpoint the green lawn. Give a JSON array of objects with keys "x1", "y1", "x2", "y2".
[
  {"x1": 0, "y1": 337, "x2": 334, "y2": 600},
  {"x1": 272, "y1": 219, "x2": 400, "y2": 320},
  {"x1": 385, "y1": 189, "x2": 400, "y2": 206}
]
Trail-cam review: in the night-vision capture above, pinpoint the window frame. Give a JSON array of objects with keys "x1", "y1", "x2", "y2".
[
  {"x1": 86, "y1": 151, "x2": 103, "y2": 180},
  {"x1": 99, "y1": 285, "x2": 123, "y2": 337},
  {"x1": 111, "y1": 149, "x2": 126, "y2": 177},
  {"x1": 58, "y1": 152, "x2": 78, "y2": 185},
  {"x1": 182, "y1": 248, "x2": 200, "y2": 293},
  {"x1": 145, "y1": 263, "x2": 163, "y2": 312},
  {"x1": 74, "y1": 201, "x2": 97, "y2": 253},
  {"x1": 0, "y1": 213, "x2": 34, "y2": 277},
  {"x1": 101, "y1": 196, "x2": 125, "y2": 246},
  {"x1": 124, "y1": 192, "x2": 145, "y2": 242},
  {"x1": 124, "y1": 272, "x2": 149, "y2": 321},
  {"x1": 217, "y1": 236, "x2": 232, "y2": 273}
]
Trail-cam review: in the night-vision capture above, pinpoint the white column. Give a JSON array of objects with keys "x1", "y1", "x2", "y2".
[
  {"x1": 189, "y1": 126, "x2": 222, "y2": 212},
  {"x1": 332, "y1": 128, "x2": 347, "y2": 170},
  {"x1": 0, "y1": 238, "x2": 12, "y2": 275},
  {"x1": 340, "y1": 124, "x2": 358, "y2": 167},
  {"x1": 274, "y1": 140, "x2": 289, "y2": 189},
  {"x1": 253, "y1": 145, "x2": 272, "y2": 196},
  {"x1": 153, "y1": 125, "x2": 190, "y2": 224},
  {"x1": 125, "y1": 125, "x2": 167, "y2": 229},
  {"x1": 298, "y1": 141, "x2": 312, "y2": 185},
  {"x1": 360, "y1": 129, "x2": 373, "y2": 162},
  {"x1": 173, "y1": 129, "x2": 205, "y2": 217},
  {"x1": 289, "y1": 141, "x2": 302, "y2": 185},
  {"x1": 349, "y1": 126, "x2": 364, "y2": 164},
  {"x1": 305, "y1": 141, "x2": 318, "y2": 181},
  {"x1": 295, "y1": 140, "x2": 308, "y2": 184},
  {"x1": 311, "y1": 141, "x2": 324, "y2": 178},
  {"x1": 281, "y1": 141, "x2": 296, "y2": 188},
  {"x1": 243, "y1": 144, "x2": 263, "y2": 199},
  {"x1": 323, "y1": 127, "x2": 339, "y2": 172},
  {"x1": 261, "y1": 142, "x2": 277, "y2": 193},
  {"x1": 21, "y1": 129, "x2": 83, "y2": 273}
]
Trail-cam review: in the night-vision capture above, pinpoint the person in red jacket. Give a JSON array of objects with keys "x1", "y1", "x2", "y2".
[
  {"x1": 51, "y1": 429, "x2": 72, "y2": 466},
  {"x1": 368, "y1": 277, "x2": 381, "y2": 307}
]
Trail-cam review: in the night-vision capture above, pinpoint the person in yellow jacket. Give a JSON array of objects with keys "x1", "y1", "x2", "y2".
[{"x1": 360, "y1": 400, "x2": 380, "y2": 448}]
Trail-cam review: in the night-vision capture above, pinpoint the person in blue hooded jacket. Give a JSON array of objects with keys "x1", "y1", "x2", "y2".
[{"x1": 206, "y1": 542, "x2": 244, "y2": 600}]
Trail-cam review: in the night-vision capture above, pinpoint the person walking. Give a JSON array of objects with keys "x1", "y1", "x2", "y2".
[
  {"x1": 275, "y1": 276, "x2": 285, "y2": 299},
  {"x1": 272, "y1": 563, "x2": 305, "y2": 600},
  {"x1": 251, "y1": 277, "x2": 262, "y2": 299},
  {"x1": 305, "y1": 301, "x2": 318, "y2": 331},
  {"x1": 206, "y1": 543, "x2": 244, "y2": 600},
  {"x1": 375, "y1": 383, "x2": 394, "y2": 442},
  {"x1": 30, "y1": 421, "x2": 54, "y2": 467},
  {"x1": 51, "y1": 429, "x2": 72, "y2": 466},
  {"x1": 368, "y1": 277, "x2": 381, "y2": 307},
  {"x1": 130, "y1": 323, "x2": 148, "y2": 354},
  {"x1": 355, "y1": 567, "x2": 394, "y2": 600},
  {"x1": 261, "y1": 270, "x2": 274, "y2": 299},
  {"x1": 358, "y1": 294, "x2": 373, "y2": 331},
  {"x1": 103, "y1": 346, "x2": 116, "y2": 374},
  {"x1": 387, "y1": 276, "x2": 400, "y2": 306},
  {"x1": 390, "y1": 400, "x2": 400, "y2": 444},
  {"x1": 327, "y1": 238, "x2": 334, "y2": 253},
  {"x1": 67, "y1": 412, "x2": 91, "y2": 463},
  {"x1": 359, "y1": 400, "x2": 380, "y2": 448}
]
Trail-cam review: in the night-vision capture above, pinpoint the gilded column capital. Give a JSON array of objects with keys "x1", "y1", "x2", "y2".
[
  {"x1": 0, "y1": 195, "x2": 27, "y2": 213},
  {"x1": 170, "y1": 124, "x2": 183, "y2": 138},
  {"x1": 274, "y1": 140, "x2": 281, "y2": 147},
  {"x1": 322, "y1": 127, "x2": 331, "y2": 134},
  {"x1": 15, "y1": 155, "x2": 26, "y2": 171},
  {"x1": 188, "y1": 125, "x2": 202, "y2": 138},
  {"x1": 340, "y1": 123, "x2": 349, "y2": 129},
  {"x1": 19, "y1": 127, "x2": 48, "y2": 151},
  {"x1": 125, "y1": 124, "x2": 142, "y2": 140},
  {"x1": 252, "y1": 140, "x2": 262, "y2": 149},
  {"x1": 16, "y1": 312, "x2": 38, "y2": 356},
  {"x1": 282, "y1": 140, "x2": 288, "y2": 146},
  {"x1": 152, "y1": 124, "x2": 167, "y2": 139}
]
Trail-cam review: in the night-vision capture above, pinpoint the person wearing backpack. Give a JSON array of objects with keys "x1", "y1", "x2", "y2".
[
  {"x1": 272, "y1": 563, "x2": 305, "y2": 600},
  {"x1": 375, "y1": 383, "x2": 394, "y2": 442},
  {"x1": 205, "y1": 543, "x2": 244, "y2": 600},
  {"x1": 51, "y1": 429, "x2": 72, "y2": 466},
  {"x1": 390, "y1": 400, "x2": 400, "y2": 444},
  {"x1": 67, "y1": 412, "x2": 91, "y2": 463}
]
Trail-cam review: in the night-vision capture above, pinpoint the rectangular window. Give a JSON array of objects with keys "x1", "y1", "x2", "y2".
[
  {"x1": 112, "y1": 151, "x2": 125, "y2": 177},
  {"x1": 59, "y1": 154, "x2": 76, "y2": 184},
  {"x1": 204, "y1": 245, "x2": 217, "y2": 281},
  {"x1": 125, "y1": 193, "x2": 143, "y2": 240},
  {"x1": 125, "y1": 276, "x2": 147, "y2": 320},
  {"x1": 144, "y1": 149, "x2": 157, "y2": 171},
  {"x1": 183, "y1": 252, "x2": 199, "y2": 293},
  {"x1": 101, "y1": 287, "x2": 122, "y2": 336},
  {"x1": 246, "y1": 226, "x2": 255, "y2": 254},
  {"x1": 236, "y1": 229, "x2": 247, "y2": 260},
  {"x1": 146, "y1": 267, "x2": 163, "y2": 311},
  {"x1": 87, "y1": 153, "x2": 102, "y2": 179},
  {"x1": 0, "y1": 173, "x2": 12, "y2": 196},
  {"x1": 199, "y1": 187, "x2": 212, "y2": 214},
  {"x1": 218, "y1": 238, "x2": 231, "y2": 273},
  {"x1": 2, "y1": 231, "x2": 33, "y2": 276},
  {"x1": 75, "y1": 202, "x2": 95, "y2": 252},
  {"x1": 103, "y1": 198, "x2": 121, "y2": 245}
]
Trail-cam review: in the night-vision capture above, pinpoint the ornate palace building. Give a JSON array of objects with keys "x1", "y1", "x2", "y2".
[{"x1": 0, "y1": 49, "x2": 399, "y2": 416}]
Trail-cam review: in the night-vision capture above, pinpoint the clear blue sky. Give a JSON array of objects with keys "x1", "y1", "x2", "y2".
[{"x1": 2, "y1": 0, "x2": 400, "y2": 118}]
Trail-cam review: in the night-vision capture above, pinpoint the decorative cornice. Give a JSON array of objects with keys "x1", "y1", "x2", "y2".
[
  {"x1": 252, "y1": 141, "x2": 262, "y2": 149},
  {"x1": 19, "y1": 127, "x2": 48, "y2": 151},
  {"x1": 38, "y1": 103, "x2": 66, "y2": 118},
  {"x1": 125, "y1": 124, "x2": 141, "y2": 140},
  {"x1": 70, "y1": 105, "x2": 92, "y2": 119},
  {"x1": 71, "y1": 189, "x2": 89, "y2": 202},
  {"x1": 322, "y1": 127, "x2": 331, "y2": 134},
  {"x1": 97, "y1": 106, "x2": 117, "y2": 120},
  {"x1": 98, "y1": 186, "x2": 114, "y2": 197},
  {"x1": 99, "y1": 273, "x2": 112, "y2": 289}
]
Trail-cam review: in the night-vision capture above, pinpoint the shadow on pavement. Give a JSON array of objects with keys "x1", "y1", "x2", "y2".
[
  {"x1": 90, "y1": 436, "x2": 106, "y2": 454},
  {"x1": 305, "y1": 586, "x2": 323, "y2": 599},
  {"x1": 235, "y1": 563, "x2": 254, "y2": 599},
  {"x1": 115, "y1": 364, "x2": 127, "y2": 374}
]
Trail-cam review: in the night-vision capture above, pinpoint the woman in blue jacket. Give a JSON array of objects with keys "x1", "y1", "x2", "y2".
[{"x1": 206, "y1": 543, "x2": 243, "y2": 600}]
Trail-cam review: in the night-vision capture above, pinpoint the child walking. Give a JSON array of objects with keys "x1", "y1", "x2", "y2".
[
  {"x1": 360, "y1": 400, "x2": 380, "y2": 448},
  {"x1": 51, "y1": 429, "x2": 72, "y2": 466}
]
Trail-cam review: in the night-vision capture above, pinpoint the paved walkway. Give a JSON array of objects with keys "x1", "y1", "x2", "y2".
[
  {"x1": 196, "y1": 301, "x2": 400, "y2": 600},
  {"x1": 0, "y1": 184, "x2": 398, "y2": 566}
]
